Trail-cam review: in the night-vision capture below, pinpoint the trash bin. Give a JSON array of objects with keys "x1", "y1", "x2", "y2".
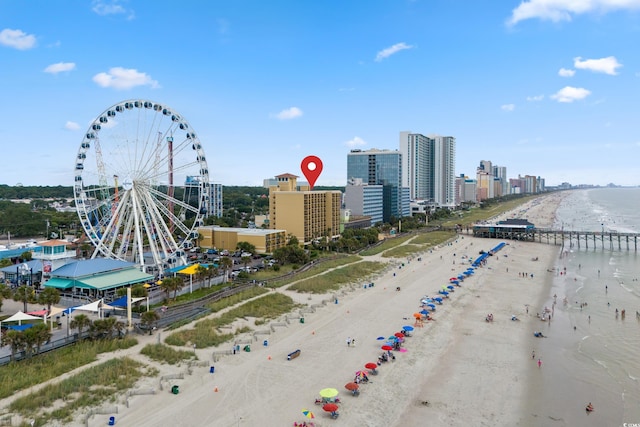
[
  {"x1": 263, "y1": 340, "x2": 268, "y2": 347},
  {"x1": 243, "y1": 345, "x2": 251, "y2": 352},
  {"x1": 209, "y1": 366, "x2": 215, "y2": 373},
  {"x1": 300, "y1": 317, "x2": 305, "y2": 324},
  {"x1": 171, "y1": 385, "x2": 179, "y2": 395}
]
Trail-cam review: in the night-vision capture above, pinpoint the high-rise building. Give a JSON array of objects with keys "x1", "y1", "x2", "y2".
[
  {"x1": 268, "y1": 173, "x2": 341, "y2": 245},
  {"x1": 431, "y1": 135, "x2": 456, "y2": 207},
  {"x1": 399, "y1": 132, "x2": 456, "y2": 208},
  {"x1": 344, "y1": 178, "x2": 384, "y2": 226},
  {"x1": 399, "y1": 132, "x2": 432, "y2": 200},
  {"x1": 346, "y1": 149, "x2": 409, "y2": 222}
]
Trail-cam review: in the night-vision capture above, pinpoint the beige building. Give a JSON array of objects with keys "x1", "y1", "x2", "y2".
[
  {"x1": 197, "y1": 226, "x2": 287, "y2": 254},
  {"x1": 268, "y1": 173, "x2": 341, "y2": 245}
]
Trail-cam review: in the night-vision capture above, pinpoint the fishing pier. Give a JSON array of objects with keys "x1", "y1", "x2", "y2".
[{"x1": 471, "y1": 219, "x2": 639, "y2": 251}]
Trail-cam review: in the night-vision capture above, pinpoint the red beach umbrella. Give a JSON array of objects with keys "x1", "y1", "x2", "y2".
[
  {"x1": 322, "y1": 403, "x2": 339, "y2": 412},
  {"x1": 394, "y1": 332, "x2": 404, "y2": 338},
  {"x1": 344, "y1": 382, "x2": 359, "y2": 391},
  {"x1": 381, "y1": 345, "x2": 393, "y2": 351},
  {"x1": 364, "y1": 362, "x2": 378, "y2": 370}
]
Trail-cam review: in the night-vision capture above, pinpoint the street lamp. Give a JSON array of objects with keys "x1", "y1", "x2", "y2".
[{"x1": 19, "y1": 263, "x2": 32, "y2": 312}]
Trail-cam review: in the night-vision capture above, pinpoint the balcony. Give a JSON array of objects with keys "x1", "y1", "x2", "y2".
[{"x1": 32, "y1": 250, "x2": 77, "y2": 261}]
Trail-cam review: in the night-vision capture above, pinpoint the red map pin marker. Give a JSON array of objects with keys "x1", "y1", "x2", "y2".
[{"x1": 301, "y1": 155, "x2": 323, "y2": 190}]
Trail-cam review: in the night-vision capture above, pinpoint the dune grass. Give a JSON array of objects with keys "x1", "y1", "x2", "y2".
[
  {"x1": 9, "y1": 357, "x2": 152, "y2": 425},
  {"x1": 140, "y1": 343, "x2": 198, "y2": 365},
  {"x1": 265, "y1": 255, "x2": 362, "y2": 288},
  {"x1": 288, "y1": 261, "x2": 386, "y2": 293},
  {"x1": 207, "y1": 286, "x2": 270, "y2": 313},
  {"x1": 0, "y1": 337, "x2": 137, "y2": 400},
  {"x1": 359, "y1": 235, "x2": 413, "y2": 256},
  {"x1": 165, "y1": 293, "x2": 297, "y2": 348}
]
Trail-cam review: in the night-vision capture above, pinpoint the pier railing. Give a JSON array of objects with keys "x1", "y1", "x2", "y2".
[{"x1": 532, "y1": 228, "x2": 639, "y2": 251}]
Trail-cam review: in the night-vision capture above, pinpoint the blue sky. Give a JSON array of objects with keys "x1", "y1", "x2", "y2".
[{"x1": 1, "y1": 0, "x2": 639, "y2": 188}]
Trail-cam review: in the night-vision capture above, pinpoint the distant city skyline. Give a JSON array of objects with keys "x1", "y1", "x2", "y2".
[{"x1": 1, "y1": 1, "x2": 639, "y2": 187}]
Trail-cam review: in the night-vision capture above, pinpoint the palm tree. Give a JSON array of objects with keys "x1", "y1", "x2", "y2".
[
  {"x1": 206, "y1": 265, "x2": 219, "y2": 287},
  {"x1": 0, "y1": 283, "x2": 11, "y2": 312},
  {"x1": 195, "y1": 264, "x2": 208, "y2": 288},
  {"x1": 241, "y1": 255, "x2": 251, "y2": 270},
  {"x1": 24, "y1": 323, "x2": 51, "y2": 357},
  {"x1": 218, "y1": 257, "x2": 233, "y2": 283},
  {"x1": 13, "y1": 285, "x2": 36, "y2": 312},
  {"x1": 160, "y1": 277, "x2": 184, "y2": 301},
  {"x1": 1, "y1": 330, "x2": 25, "y2": 361},
  {"x1": 38, "y1": 287, "x2": 61, "y2": 312},
  {"x1": 70, "y1": 313, "x2": 92, "y2": 339},
  {"x1": 140, "y1": 310, "x2": 160, "y2": 334}
]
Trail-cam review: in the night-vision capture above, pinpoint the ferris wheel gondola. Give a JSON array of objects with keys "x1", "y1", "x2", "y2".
[{"x1": 74, "y1": 100, "x2": 209, "y2": 275}]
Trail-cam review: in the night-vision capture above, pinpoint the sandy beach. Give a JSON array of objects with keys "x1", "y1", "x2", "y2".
[{"x1": 0, "y1": 194, "x2": 565, "y2": 427}]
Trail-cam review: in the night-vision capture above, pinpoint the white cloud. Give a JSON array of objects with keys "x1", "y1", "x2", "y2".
[
  {"x1": 551, "y1": 86, "x2": 591, "y2": 103},
  {"x1": 526, "y1": 94, "x2": 544, "y2": 101},
  {"x1": 92, "y1": 0, "x2": 135, "y2": 20},
  {"x1": 273, "y1": 107, "x2": 303, "y2": 120},
  {"x1": 92, "y1": 67, "x2": 159, "y2": 90},
  {"x1": 344, "y1": 136, "x2": 367, "y2": 147},
  {"x1": 0, "y1": 29, "x2": 36, "y2": 50},
  {"x1": 574, "y1": 56, "x2": 622, "y2": 75},
  {"x1": 507, "y1": 0, "x2": 640, "y2": 26},
  {"x1": 375, "y1": 42, "x2": 414, "y2": 62},
  {"x1": 65, "y1": 121, "x2": 80, "y2": 131},
  {"x1": 558, "y1": 68, "x2": 575, "y2": 77},
  {"x1": 501, "y1": 104, "x2": 515, "y2": 112},
  {"x1": 44, "y1": 62, "x2": 76, "y2": 74}
]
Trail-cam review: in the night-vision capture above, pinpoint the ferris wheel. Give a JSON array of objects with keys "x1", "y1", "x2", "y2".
[{"x1": 73, "y1": 100, "x2": 210, "y2": 275}]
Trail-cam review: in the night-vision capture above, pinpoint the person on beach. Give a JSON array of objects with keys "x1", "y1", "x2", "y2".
[
  {"x1": 346, "y1": 337, "x2": 351, "y2": 347},
  {"x1": 532, "y1": 350, "x2": 535, "y2": 359},
  {"x1": 537, "y1": 359, "x2": 542, "y2": 368}
]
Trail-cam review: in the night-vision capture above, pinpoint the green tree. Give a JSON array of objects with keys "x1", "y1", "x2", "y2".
[
  {"x1": 13, "y1": 285, "x2": 36, "y2": 312},
  {"x1": 23, "y1": 323, "x2": 51, "y2": 358},
  {"x1": 70, "y1": 313, "x2": 92, "y2": 339},
  {"x1": 140, "y1": 310, "x2": 160, "y2": 334},
  {"x1": 38, "y1": 287, "x2": 61, "y2": 312},
  {"x1": 236, "y1": 241, "x2": 256, "y2": 254},
  {"x1": 1, "y1": 330, "x2": 25, "y2": 361},
  {"x1": 20, "y1": 251, "x2": 32, "y2": 261},
  {"x1": 218, "y1": 257, "x2": 233, "y2": 283},
  {"x1": 0, "y1": 283, "x2": 11, "y2": 312},
  {"x1": 160, "y1": 276, "x2": 184, "y2": 301},
  {"x1": 241, "y1": 255, "x2": 251, "y2": 270}
]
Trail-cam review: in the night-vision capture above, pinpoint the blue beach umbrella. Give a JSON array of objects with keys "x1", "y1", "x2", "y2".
[
  {"x1": 402, "y1": 325, "x2": 414, "y2": 331},
  {"x1": 427, "y1": 303, "x2": 436, "y2": 310},
  {"x1": 447, "y1": 285, "x2": 455, "y2": 290},
  {"x1": 377, "y1": 336, "x2": 385, "y2": 340}
]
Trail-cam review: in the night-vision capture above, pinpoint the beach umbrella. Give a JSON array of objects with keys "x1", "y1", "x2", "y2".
[
  {"x1": 433, "y1": 297, "x2": 443, "y2": 303},
  {"x1": 394, "y1": 332, "x2": 404, "y2": 338},
  {"x1": 345, "y1": 382, "x2": 359, "y2": 391},
  {"x1": 450, "y1": 280, "x2": 459, "y2": 285},
  {"x1": 427, "y1": 303, "x2": 437, "y2": 310},
  {"x1": 354, "y1": 370, "x2": 367, "y2": 378},
  {"x1": 457, "y1": 275, "x2": 464, "y2": 280},
  {"x1": 319, "y1": 388, "x2": 339, "y2": 399},
  {"x1": 420, "y1": 309, "x2": 429, "y2": 315},
  {"x1": 322, "y1": 403, "x2": 339, "y2": 413},
  {"x1": 364, "y1": 362, "x2": 378, "y2": 371},
  {"x1": 302, "y1": 409, "x2": 315, "y2": 419},
  {"x1": 381, "y1": 345, "x2": 393, "y2": 351},
  {"x1": 449, "y1": 277, "x2": 458, "y2": 281},
  {"x1": 447, "y1": 285, "x2": 455, "y2": 290},
  {"x1": 413, "y1": 313, "x2": 422, "y2": 319},
  {"x1": 402, "y1": 325, "x2": 414, "y2": 331}
]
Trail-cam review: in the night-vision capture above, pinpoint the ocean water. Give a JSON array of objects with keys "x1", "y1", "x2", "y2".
[{"x1": 529, "y1": 188, "x2": 640, "y2": 426}]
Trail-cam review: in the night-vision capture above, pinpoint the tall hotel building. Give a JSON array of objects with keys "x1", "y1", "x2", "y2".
[
  {"x1": 399, "y1": 132, "x2": 456, "y2": 208},
  {"x1": 268, "y1": 173, "x2": 341, "y2": 245},
  {"x1": 346, "y1": 149, "x2": 410, "y2": 222}
]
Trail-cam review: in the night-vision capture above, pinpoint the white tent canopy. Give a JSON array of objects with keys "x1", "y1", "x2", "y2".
[
  {"x1": 0, "y1": 310, "x2": 45, "y2": 326},
  {"x1": 74, "y1": 300, "x2": 102, "y2": 313}
]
